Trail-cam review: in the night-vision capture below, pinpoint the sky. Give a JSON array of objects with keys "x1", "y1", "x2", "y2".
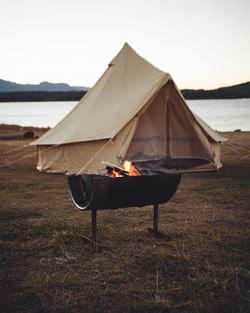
[{"x1": 0, "y1": 0, "x2": 249, "y2": 89}]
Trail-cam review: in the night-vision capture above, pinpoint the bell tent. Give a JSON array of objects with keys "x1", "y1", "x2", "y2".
[{"x1": 32, "y1": 43, "x2": 226, "y2": 175}]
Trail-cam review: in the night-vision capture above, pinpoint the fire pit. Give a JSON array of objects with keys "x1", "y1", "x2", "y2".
[{"x1": 67, "y1": 163, "x2": 181, "y2": 251}]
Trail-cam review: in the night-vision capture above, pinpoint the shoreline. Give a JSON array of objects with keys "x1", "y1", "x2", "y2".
[
  {"x1": 0, "y1": 81, "x2": 249, "y2": 101},
  {"x1": 0, "y1": 123, "x2": 50, "y2": 138},
  {"x1": 1, "y1": 123, "x2": 250, "y2": 137}
]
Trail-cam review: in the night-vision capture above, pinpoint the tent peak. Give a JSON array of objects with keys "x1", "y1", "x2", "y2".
[
  {"x1": 109, "y1": 42, "x2": 167, "y2": 77},
  {"x1": 122, "y1": 42, "x2": 132, "y2": 49}
]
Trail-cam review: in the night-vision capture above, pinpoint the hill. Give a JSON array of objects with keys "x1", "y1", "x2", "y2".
[
  {"x1": 0, "y1": 78, "x2": 88, "y2": 93},
  {"x1": 0, "y1": 79, "x2": 249, "y2": 102},
  {"x1": 182, "y1": 82, "x2": 250, "y2": 99}
]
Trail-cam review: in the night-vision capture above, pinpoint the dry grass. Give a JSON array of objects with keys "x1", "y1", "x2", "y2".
[{"x1": 0, "y1": 126, "x2": 249, "y2": 313}]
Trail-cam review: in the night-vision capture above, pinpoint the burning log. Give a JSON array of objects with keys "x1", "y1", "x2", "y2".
[{"x1": 105, "y1": 160, "x2": 142, "y2": 177}]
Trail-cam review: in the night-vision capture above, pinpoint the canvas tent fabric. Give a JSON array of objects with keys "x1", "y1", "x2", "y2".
[{"x1": 31, "y1": 43, "x2": 226, "y2": 175}]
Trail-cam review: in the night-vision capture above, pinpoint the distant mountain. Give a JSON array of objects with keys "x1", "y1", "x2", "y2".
[
  {"x1": 182, "y1": 82, "x2": 250, "y2": 99},
  {"x1": 0, "y1": 78, "x2": 89, "y2": 93},
  {"x1": 0, "y1": 78, "x2": 249, "y2": 102}
]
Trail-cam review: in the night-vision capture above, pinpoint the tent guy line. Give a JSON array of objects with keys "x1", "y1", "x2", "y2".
[
  {"x1": 76, "y1": 138, "x2": 115, "y2": 175},
  {"x1": 0, "y1": 144, "x2": 30, "y2": 156},
  {"x1": 1, "y1": 141, "x2": 249, "y2": 171},
  {"x1": 0, "y1": 144, "x2": 60, "y2": 169}
]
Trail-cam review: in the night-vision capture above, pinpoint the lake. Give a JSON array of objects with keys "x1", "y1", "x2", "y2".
[{"x1": 0, "y1": 99, "x2": 249, "y2": 131}]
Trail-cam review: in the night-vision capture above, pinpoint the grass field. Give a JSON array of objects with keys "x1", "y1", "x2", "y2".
[{"x1": 0, "y1": 125, "x2": 249, "y2": 313}]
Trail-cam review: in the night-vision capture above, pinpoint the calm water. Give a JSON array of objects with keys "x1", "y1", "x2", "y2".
[
  {"x1": 0, "y1": 101, "x2": 77, "y2": 129},
  {"x1": 187, "y1": 99, "x2": 250, "y2": 131},
  {"x1": 0, "y1": 99, "x2": 249, "y2": 131}
]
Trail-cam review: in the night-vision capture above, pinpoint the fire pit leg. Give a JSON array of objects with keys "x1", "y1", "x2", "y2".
[
  {"x1": 153, "y1": 204, "x2": 158, "y2": 234},
  {"x1": 80, "y1": 208, "x2": 102, "y2": 253},
  {"x1": 92, "y1": 208, "x2": 97, "y2": 252},
  {"x1": 148, "y1": 204, "x2": 159, "y2": 235}
]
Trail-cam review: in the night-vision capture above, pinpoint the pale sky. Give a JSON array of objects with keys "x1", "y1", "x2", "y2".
[{"x1": 0, "y1": 0, "x2": 249, "y2": 89}]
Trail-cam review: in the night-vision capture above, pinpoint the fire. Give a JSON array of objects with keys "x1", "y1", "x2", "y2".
[
  {"x1": 125, "y1": 160, "x2": 141, "y2": 176},
  {"x1": 123, "y1": 160, "x2": 131, "y2": 172},
  {"x1": 111, "y1": 169, "x2": 123, "y2": 177},
  {"x1": 106, "y1": 160, "x2": 142, "y2": 177}
]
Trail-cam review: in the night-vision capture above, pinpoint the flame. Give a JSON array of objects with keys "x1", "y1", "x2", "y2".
[
  {"x1": 107, "y1": 160, "x2": 141, "y2": 177},
  {"x1": 126, "y1": 161, "x2": 141, "y2": 176},
  {"x1": 111, "y1": 169, "x2": 123, "y2": 177},
  {"x1": 123, "y1": 160, "x2": 132, "y2": 172}
]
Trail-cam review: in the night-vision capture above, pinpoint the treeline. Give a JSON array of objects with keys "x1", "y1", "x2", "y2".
[
  {"x1": 0, "y1": 82, "x2": 249, "y2": 102},
  {"x1": 182, "y1": 82, "x2": 250, "y2": 100},
  {"x1": 0, "y1": 91, "x2": 87, "y2": 102}
]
